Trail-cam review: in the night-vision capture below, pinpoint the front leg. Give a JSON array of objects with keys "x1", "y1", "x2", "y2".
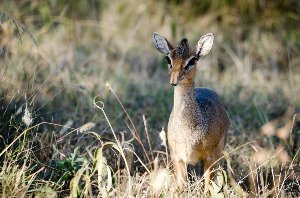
[
  {"x1": 175, "y1": 159, "x2": 187, "y2": 192},
  {"x1": 203, "y1": 159, "x2": 213, "y2": 196}
]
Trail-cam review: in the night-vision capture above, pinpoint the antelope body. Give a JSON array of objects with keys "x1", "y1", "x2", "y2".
[{"x1": 152, "y1": 32, "x2": 230, "y2": 194}]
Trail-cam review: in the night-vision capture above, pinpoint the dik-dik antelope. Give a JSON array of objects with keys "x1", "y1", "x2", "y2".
[{"x1": 152, "y1": 32, "x2": 230, "y2": 194}]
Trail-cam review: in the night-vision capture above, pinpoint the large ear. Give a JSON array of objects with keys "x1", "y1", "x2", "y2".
[
  {"x1": 196, "y1": 33, "x2": 214, "y2": 57},
  {"x1": 152, "y1": 32, "x2": 173, "y2": 55}
]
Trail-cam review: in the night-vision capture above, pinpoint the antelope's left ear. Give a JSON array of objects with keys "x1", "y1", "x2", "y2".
[
  {"x1": 196, "y1": 33, "x2": 214, "y2": 58},
  {"x1": 152, "y1": 32, "x2": 173, "y2": 55}
]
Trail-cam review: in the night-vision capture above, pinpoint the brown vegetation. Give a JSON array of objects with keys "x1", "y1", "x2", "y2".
[{"x1": 0, "y1": 0, "x2": 299, "y2": 197}]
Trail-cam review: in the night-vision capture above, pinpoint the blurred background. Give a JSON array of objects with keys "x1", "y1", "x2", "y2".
[{"x1": 0, "y1": 0, "x2": 300, "y2": 197}]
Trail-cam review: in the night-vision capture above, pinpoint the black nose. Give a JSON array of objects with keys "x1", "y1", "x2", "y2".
[{"x1": 171, "y1": 83, "x2": 177, "y2": 86}]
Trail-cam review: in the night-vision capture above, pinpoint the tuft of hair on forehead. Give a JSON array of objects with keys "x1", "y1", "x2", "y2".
[
  {"x1": 172, "y1": 38, "x2": 191, "y2": 58},
  {"x1": 179, "y1": 38, "x2": 189, "y2": 49}
]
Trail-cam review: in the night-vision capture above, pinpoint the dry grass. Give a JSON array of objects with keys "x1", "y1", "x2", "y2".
[{"x1": 1, "y1": 1, "x2": 300, "y2": 197}]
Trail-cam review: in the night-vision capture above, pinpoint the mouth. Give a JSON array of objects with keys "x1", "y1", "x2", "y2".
[{"x1": 170, "y1": 76, "x2": 184, "y2": 86}]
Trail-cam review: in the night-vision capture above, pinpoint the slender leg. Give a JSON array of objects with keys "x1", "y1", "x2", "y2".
[
  {"x1": 175, "y1": 160, "x2": 187, "y2": 191},
  {"x1": 203, "y1": 138, "x2": 225, "y2": 196},
  {"x1": 203, "y1": 159, "x2": 213, "y2": 195}
]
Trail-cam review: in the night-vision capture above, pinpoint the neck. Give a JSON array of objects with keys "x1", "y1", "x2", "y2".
[{"x1": 173, "y1": 83, "x2": 195, "y2": 112}]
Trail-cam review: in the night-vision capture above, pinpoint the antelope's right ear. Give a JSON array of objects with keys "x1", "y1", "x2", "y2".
[
  {"x1": 152, "y1": 32, "x2": 173, "y2": 55},
  {"x1": 196, "y1": 33, "x2": 214, "y2": 58}
]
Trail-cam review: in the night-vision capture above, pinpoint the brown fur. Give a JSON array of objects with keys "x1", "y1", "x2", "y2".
[{"x1": 153, "y1": 34, "x2": 230, "y2": 195}]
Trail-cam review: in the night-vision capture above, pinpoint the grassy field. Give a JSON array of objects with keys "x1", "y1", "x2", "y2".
[{"x1": 1, "y1": 0, "x2": 300, "y2": 197}]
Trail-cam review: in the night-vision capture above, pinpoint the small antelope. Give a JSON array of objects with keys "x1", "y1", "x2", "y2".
[{"x1": 152, "y1": 32, "x2": 230, "y2": 194}]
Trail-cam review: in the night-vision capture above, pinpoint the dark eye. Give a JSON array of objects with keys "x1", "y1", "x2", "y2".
[
  {"x1": 165, "y1": 56, "x2": 172, "y2": 69},
  {"x1": 184, "y1": 57, "x2": 197, "y2": 71}
]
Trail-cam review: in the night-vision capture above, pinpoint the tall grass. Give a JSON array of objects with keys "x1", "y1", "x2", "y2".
[{"x1": 0, "y1": 0, "x2": 300, "y2": 197}]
